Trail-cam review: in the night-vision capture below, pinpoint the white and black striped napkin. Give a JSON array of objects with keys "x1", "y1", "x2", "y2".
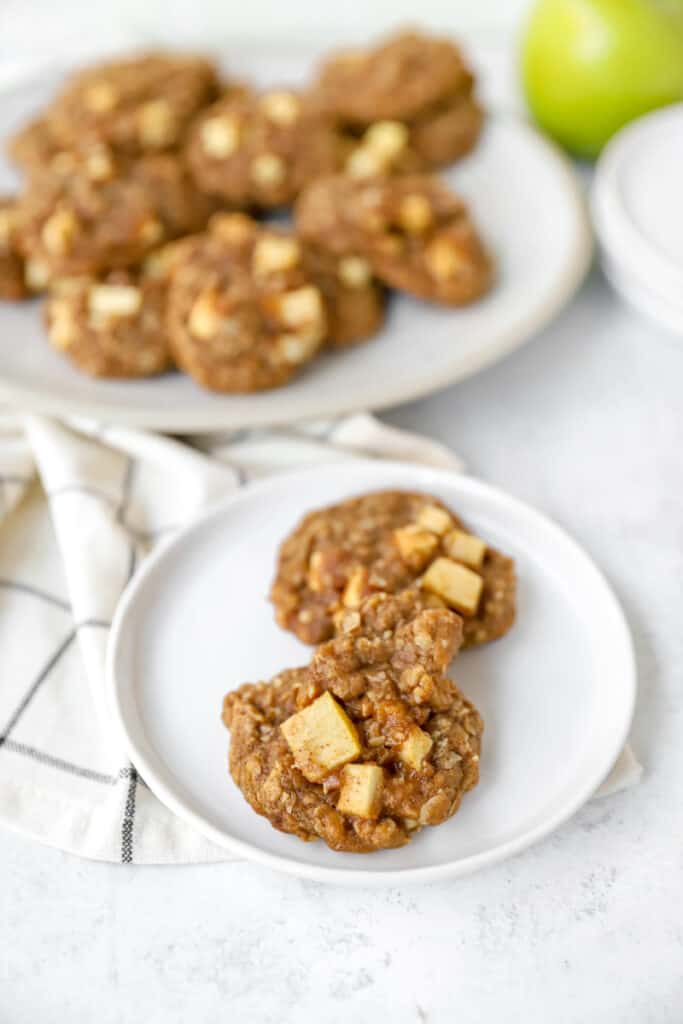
[{"x1": 0, "y1": 412, "x2": 641, "y2": 864}]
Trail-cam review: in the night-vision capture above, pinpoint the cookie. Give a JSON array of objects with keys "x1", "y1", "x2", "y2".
[
  {"x1": 7, "y1": 117, "x2": 61, "y2": 173},
  {"x1": 303, "y1": 245, "x2": 385, "y2": 348},
  {"x1": 16, "y1": 171, "x2": 166, "y2": 282},
  {"x1": 7, "y1": 115, "x2": 119, "y2": 182},
  {"x1": 186, "y1": 88, "x2": 343, "y2": 207},
  {"x1": 409, "y1": 91, "x2": 483, "y2": 169},
  {"x1": 295, "y1": 174, "x2": 493, "y2": 306},
  {"x1": 0, "y1": 198, "x2": 28, "y2": 300},
  {"x1": 342, "y1": 97, "x2": 482, "y2": 179},
  {"x1": 44, "y1": 267, "x2": 170, "y2": 378},
  {"x1": 166, "y1": 221, "x2": 327, "y2": 392},
  {"x1": 270, "y1": 489, "x2": 516, "y2": 648},
  {"x1": 46, "y1": 52, "x2": 219, "y2": 155},
  {"x1": 223, "y1": 590, "x2": 483, "y2": 853},
  {"x1": 315, "y1": 31, "x2": 482, "y2": 170},
  {"x1": 316, "y1": 31, "x2": 473, "y2": 122},
  {"x1": 209, "y1": 212, "x2": 384, "y2": 350},
  {"x1": 129, "y1": 154, "x2": 216, "y2": 237}
]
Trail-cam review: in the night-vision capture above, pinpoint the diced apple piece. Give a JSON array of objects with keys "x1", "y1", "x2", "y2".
[
  {"x1": 416, "y1": 504, "x2": 453, "y2": 536},
  {"x1": 281, "y1": 691, "x2": 361, "y2": 782},
  {"x1": 399, "y1": 726, "x2": 433, "y2": 770},
  {"x1": 307, "y1": 550, "x2": 325, "y2": 592},
  {"x1": 342, "y1": 566, "x2": 370, "y2": 608},
  {"x1": 421, "y1": 557, "x2": 483, "y2": 617},
  {"x1": 443, "y1": 528, "x2": 487, "y2": 569},
  {"x1": 337, "y1": 763, "x2": 384, "y2": 819},
  {"x1": 393, "y1": 524, "x2": 439, "y2": 569}
]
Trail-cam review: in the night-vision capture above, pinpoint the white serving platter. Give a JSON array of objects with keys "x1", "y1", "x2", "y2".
[{"x1": 0, "y1": 50, "x2": 591, "y2": 431}]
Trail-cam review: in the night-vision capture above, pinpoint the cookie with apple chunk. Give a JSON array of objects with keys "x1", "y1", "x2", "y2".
[
  {"x1": 223, "y1": 590, "x2": 483, "y2": 853},
  {"x1": 314, "y1": 30, "x2": 483, "y2": 173},
  {"x1": 295, "y1": 174, "x2": 493, "y2": 306},
  {"x1": 270, "y1": 489, "x2": 515, "y2": 648}
]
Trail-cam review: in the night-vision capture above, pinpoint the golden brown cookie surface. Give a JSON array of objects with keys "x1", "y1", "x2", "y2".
[
  {"x1": 129, "y1": 154, "x2": 217, "y2": 237},
  {"x1": 341, "y1": 98, "x2": 482, "y2": 180},
  {"x1": 186, "y1": 88, "x2": 344, "y2": 207},
  {"x1": 16, "y1": 171, "x2": 166, "y2": 281},
  {"x1": 44, "y1": 267, "x2": 170, "y2": 378},
  {"x1": 7, "y1": 117, "x2": 61, "y2": 173},
  {"x1": 0, "y1": 198, "x2": 28, "y2": 300},
  {"x1": 408, "y1": 91, "x2": 483, "y2": 168},
  {"x1": 223, "y1": 590, "x2": 483, "y2": 853},
  {"x1": 46, "y1": 52, "x2": 219, "y2": 155},
  {"x1": 270, "y1": 489, "x2": 516, "y2": 649},
  {"x1": 166, "y1": 220, "x2": 327, "y2": 392},
  {"x1": 315, "y1": 30, "x2": 473, "y2": 124},
  {"x1": 296, "y1": 174, "x2": 493, "y2": 306},
  {"x1": 303, "y1": 245, "x2": 385, "y2": 348}
]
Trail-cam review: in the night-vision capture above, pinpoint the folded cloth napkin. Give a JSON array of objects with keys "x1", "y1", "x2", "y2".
[{"x1": 0, "y1": 411, "x2": 642, "y2": 864}]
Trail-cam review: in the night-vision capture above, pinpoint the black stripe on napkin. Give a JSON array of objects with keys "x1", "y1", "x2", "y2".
[
  {"x1": 2, "y1": 739, "x2": 118, "y2": 785},
  {"x1": 0, "y1": 579, "x2": 71, "y2": 611},
  {"x1": 121, "y1": 766, "x2": 138, "y2": 863}
]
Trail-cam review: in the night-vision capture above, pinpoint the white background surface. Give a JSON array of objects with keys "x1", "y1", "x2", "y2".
[{"x1": 2, "y1": 3, "x2": 683, "y2": 1022}]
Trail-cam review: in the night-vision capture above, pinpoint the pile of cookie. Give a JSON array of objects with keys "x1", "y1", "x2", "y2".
[
  {"x1": 0, "y1": 31, "x2": 493, "y2": 393},
  {"x1": 223, "y1": 490, "x2": 516, "y2": 853}
]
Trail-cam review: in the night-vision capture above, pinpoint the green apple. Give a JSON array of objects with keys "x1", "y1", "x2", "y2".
[{"x1": 522, "y1": 0, "x2": 683, "y2": 158}]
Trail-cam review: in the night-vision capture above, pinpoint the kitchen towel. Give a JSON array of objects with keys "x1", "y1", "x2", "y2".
[{"x1": 0, "y1": 411, "x2": 642, "y2": 864}]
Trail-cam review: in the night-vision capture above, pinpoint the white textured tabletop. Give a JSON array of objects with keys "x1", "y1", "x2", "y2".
[
  {"x1": 4, "y1": 265, "x2": 682, "y2": 1023},
  {"x1": 2, "y1": 7, "x2": 683, "y2": 1022}
]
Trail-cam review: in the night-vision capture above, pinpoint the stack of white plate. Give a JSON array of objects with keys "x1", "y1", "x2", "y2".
[{"x1": 592, "y1": 103, "x2": 683, "y2": 336}]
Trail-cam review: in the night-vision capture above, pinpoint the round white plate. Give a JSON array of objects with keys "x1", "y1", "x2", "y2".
[
  {"x1": 592, "y1": 103, "x2": 683, "y2": 338},
  {"x1": 107, "y1": 461, "x2": 635, "y2": 885},
  {"x1": 592, "y1": 104, "x2": 683, "y2": 302},
  {"x1": 0, "y1": 52, "x2": 590, "y2": 432}
]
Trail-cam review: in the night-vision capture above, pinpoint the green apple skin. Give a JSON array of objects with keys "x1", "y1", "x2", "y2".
[{"x1": 522, "y1": 0, "x2": 683, "y2": 158}]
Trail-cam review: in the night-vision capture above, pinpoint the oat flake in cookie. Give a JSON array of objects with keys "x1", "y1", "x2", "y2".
[
  {"x1": 44, "y1": 268, "x2": 170, "y2": 378},
  {"x1": 270, "y1": 489, "x2": 516, "y2": 649},
  {"x1": 166, "y1": 219, "x2": 327, "y2": 392},
  {"x1": 46, "y1": 52, "x2": 220, "y2": 155},
  {"x1": 296, "y1": 174, "x2": 493, "y2": 306},
  {"x1": 186, "y1": 89, "x2": 344, "y2": 208},
  {"x1": 223, "y1": 591, "x2": 483, "y2": 853}
]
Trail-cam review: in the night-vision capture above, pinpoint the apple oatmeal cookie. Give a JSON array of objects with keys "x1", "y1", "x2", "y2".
[
  {"x1": 209, "y1": 212, "x2": 386, "y2": 349},
  {"x1": 295, "y1": 174, "x2": 493, "y2": 306},
  {"x1": 223, "y1": 590, "x2": 483, "y2": 852},
  {"x1": 15, "y1": 171, "x2": 167, "y2": 284},
  {"x1": 186, "y1": 88, "x2": 344, "y2": 207},
  {"x1": 45, "y1": 52, "x2": 220, "y2": 155},
  {"x1": 270, "y1": 489, "x2": 516, "y2": 648},
  {"x1": 314, "y1": 30, "x2": 482, "y2": 172},
  {"x1": 166, "y1": 222, "x2": 327, "y2": 392},
  {"x1": 44, "y1": 266, "x2": 170, "y2": 378}
]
